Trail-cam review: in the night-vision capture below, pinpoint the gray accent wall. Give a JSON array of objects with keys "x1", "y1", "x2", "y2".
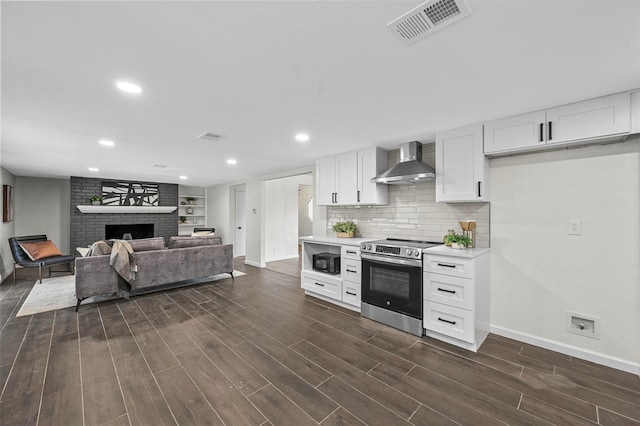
[{"x1": 70, "y1": 176, "x2": 178, "y2": 251}]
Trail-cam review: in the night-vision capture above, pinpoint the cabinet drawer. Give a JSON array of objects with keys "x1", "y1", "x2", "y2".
[
  {"x1": 302, "y1": 272, "x2": 341, "y2": 300},
  {"x1": 424, "y1": 255, "x2": 474, "y2": 279},
  {"x1": 423, "y1": 301, "x2": 474, "y2": 343},
  {"x1": 424, "y1": 273, "x2": 474, "y2": 311},
  {"x1": 341, "y1": 258, "x2": 361, "y2": 284},
  {"x1": 341, "y1": 245, "x2": 361, "y2": 260},
  {"x1": 342, "y1": 281, "x2": 361, "y2": 308}
]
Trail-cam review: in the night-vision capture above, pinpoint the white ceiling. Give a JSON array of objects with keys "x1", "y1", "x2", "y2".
[{"x1": 2, "y1": 0, "x2": 639, "y2": 187}]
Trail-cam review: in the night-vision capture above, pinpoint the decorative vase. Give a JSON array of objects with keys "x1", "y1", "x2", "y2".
[
  {"x1": 91, "y1": 201, "x2": 100, "y2": 206},
  {"x1": 336, "y1": 232, "x2": 354, "y2": 238}
]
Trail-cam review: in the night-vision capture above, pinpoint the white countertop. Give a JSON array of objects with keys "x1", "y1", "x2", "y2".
[
  {"x1": 299, "y1": 236, "x2": 375, "y2": 246},
  {"x1": 423, "y1": 245, "x2": 490, "y2": 258}
]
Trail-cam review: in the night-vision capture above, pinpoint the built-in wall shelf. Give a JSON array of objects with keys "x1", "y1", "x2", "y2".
[{"x1": 77, "y1": 205, "x2": 177, "y2": 214}]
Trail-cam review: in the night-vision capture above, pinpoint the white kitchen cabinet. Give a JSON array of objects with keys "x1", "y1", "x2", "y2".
[
  {"x1": 357, "y1": 147, "x2": 388, "y2": 205},
  {"x1": 300, "y1": 237, "x2": 368, "y2": 312},
  {"x1": 316, "y1": 156, "x2": 338, "y2": 205},
  {"x1": 341, "y1": 245, "x2": 361, "y2": 308},
  {"x1": 423, "y1": 246, "x2": 490, "y2": 352},
  {"x1": 316, "y1": 147, "x2": 387, "y2": 206},
  {"x1": 435, "y1": 124, "x2": 489, "y2": 203},
  {"x1": 484, "y1": 92, "x2": 631, "y2": 156}
]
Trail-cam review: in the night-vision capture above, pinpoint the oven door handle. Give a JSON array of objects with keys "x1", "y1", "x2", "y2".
[{"x1": 360, "y1": 253, "x2": 422, "y2": 268}]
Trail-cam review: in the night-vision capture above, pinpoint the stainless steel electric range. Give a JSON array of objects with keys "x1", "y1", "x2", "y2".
[{"x1": 360, "y1": 238, "x2": 442, "y2": 336}]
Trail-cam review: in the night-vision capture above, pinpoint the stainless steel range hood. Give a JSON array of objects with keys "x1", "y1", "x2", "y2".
[{"x1": 371, "y1": 141, "x2": 435, "y2": 185}]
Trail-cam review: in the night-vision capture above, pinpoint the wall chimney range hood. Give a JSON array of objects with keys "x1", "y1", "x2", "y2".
[{"x1": 371, "y1": 141, "x2": 435, "y2": 185}]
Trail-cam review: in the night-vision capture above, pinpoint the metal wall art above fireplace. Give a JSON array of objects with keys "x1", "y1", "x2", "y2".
[{"x1": 102, "y1": 181, "x2": 159, "y2": 206}]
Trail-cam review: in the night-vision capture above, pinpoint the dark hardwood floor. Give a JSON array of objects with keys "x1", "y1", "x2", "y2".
[{"x1": 1, "y1": 259, "x2": 638, "y2": 425}]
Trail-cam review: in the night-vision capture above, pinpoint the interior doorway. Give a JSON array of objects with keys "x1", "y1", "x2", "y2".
[{"x1": 264, "y1": 173, "x2": 312, "y2": 268}]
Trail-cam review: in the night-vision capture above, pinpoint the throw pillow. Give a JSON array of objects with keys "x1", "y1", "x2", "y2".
[{"x1": 19, "y1": 240, "x2": 63, "y2": 261}]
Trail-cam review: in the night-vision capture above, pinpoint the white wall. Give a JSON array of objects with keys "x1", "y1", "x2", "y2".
[
  {"x1": 15, "y1": 177, "x2": 70, "y2": 254},
  {"x1": 0, "y1": 167, "x2": 16, "y2": 281},
  {"x1": 490, "y1": 137, "x2": 640, "y2": 369},
  {"x1": 264, "y1": 174, "x2": 313, "y2": 262}
]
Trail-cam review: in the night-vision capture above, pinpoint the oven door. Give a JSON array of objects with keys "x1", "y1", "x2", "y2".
[{"x1": 361, "y1": 253, "x2": 422, "y2": 319}]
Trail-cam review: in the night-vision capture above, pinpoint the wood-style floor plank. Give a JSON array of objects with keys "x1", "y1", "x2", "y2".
[
  {"x1": 102, "y1": 313, "x2": 177, "y2": 425},
  {"x1": 154, "y1": 365, "x2": 224, "y2": 425},
  {"x1": 234, "y1": 340, "x2": 339, "y2": 422},
  {"x1": 2, "y1": 260, "x2": 639, "y2": 426},
  {"x1": 175, "y1": 348, "x2": 267, "y2": 425},
  {"x1": 77, "y1": 306, "x2": 127, "y2": 425}
]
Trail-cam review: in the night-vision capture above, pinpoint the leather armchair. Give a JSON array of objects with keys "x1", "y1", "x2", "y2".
[{"x1": 8, "y1": 235, "x2": 75, "y2": 283}]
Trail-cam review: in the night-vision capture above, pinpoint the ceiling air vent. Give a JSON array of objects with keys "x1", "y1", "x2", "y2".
[
  {"x1": 387, "y1": 0, "x2": 471, "y2": 45},
  {"x1": 197, "y1": 131, "x2": 225, "y2": 142},
  {"x1": 152, "y1": 164, "x2": 168, "y2": 169}
]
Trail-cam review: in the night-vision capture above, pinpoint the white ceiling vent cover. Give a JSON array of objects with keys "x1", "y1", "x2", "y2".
[
  {"x1": 197, "y1": 131, "x2": 225, "y2": 142},
  {"x1": 388, "y1": 0, "x2": 471, "y2": 45}
]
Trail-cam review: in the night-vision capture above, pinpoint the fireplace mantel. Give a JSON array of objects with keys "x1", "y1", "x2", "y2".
[{"x1": 77, "y1": 205, "x2": 177, "y2": 214}]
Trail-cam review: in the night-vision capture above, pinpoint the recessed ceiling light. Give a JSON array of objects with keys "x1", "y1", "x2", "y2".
[
  {"x1": 227, "y1": 159, "x2": 237, "y2": 165},
  {"x1": 99, "y1": 139, "x2": 115, "y2": 147},
  {"x1": 88, "y1": 167, "x2": 99, "y2": 172},
  {"x1": 179, "y1": 175, "x2": 187, "y2": 180},
  {"x1": 116, "y1": 81, "x2": 142, "y2": 94},
  {"x1": 295, "y1": 133, "x2": 310, "y2": 142}
]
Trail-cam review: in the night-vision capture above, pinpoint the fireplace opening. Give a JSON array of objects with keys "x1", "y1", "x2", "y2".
[{"x1": 105, "y1": 224, "x2": 154, "y2": 240}]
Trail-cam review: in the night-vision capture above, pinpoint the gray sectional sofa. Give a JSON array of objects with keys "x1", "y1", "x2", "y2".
[{"x1": 75, "y1": 236, "x2": 234, "y2": 310}]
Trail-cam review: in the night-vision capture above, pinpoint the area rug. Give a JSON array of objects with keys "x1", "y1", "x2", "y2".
[{"x1": 16, "y1": 270, "x2": 245, "y2": 317}]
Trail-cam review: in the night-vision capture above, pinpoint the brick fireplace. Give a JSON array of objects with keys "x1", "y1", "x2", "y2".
[{"x1": 70, "y1": 176, "x2": 178, "y2": 252}]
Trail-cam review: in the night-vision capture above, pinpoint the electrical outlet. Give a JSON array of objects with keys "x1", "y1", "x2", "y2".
[{"x1": 568, "y1": 220, "x2": 582, "y2": 235}]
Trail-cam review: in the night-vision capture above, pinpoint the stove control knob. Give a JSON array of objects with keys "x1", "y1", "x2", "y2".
[{"x1": 406, "y1": 248, "x2": 412, "y2": 256}]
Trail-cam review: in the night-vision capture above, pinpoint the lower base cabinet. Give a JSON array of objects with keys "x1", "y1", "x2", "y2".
[
  {"x1": 300, "y1": 239, "x2": 364, "y2": 312},
  {"x1": 423, "y1": 247, "x2": 490, "y2": 352}
]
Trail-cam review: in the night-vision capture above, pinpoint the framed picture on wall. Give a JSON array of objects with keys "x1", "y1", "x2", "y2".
[{"x1": 3, "y1": 185, "x2": 14, "y2": 222}]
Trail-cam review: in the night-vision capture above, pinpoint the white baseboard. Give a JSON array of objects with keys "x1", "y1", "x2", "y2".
[
  {"x1": 491, "y1": 325, "x2": 639, "y2": 376},
  {"x1": 265, "y1": 254, "x2": 299, "y2": 263},
  {"x1": 244, "y1": 260, "x2": 265, "y2": 268}
]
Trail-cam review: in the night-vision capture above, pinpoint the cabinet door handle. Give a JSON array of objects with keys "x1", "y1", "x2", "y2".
[
  {"x1": 346, "y1": 291, "x2": 357, "y2": 296},
  {"x1": 315, "y1": 282, "x2": 324, "y2": 287},
  {"x1": 437, "y1": 287, "x2": 456, "y2": 294},
  {"x1": 539, "y1": 123, "x2": 544, "y2": 142},
  {"x1": 346, "y1": 268, "x2": 357, "y2": 273},
  {"x1": 357, "y1": 190, "x2": 360, "y2": 203},
  {"x1": 346, "y1": 250, "x2": 357, "y2": 255},
  {"x1": 477, "y1": 181, "x2": 482, "y2": 198},
  {"x1": 437, "y1": 263, "x2": 456, "y2": 268},
  {"x1": 438, "y1": 317, "x2": 456, "y2": 325},
  {"x1": 334, "y1": 193, "x2": 338, "y2": 204},
  {"x1": 548, "y1": 121, "x2": 553, "y2": 140}
]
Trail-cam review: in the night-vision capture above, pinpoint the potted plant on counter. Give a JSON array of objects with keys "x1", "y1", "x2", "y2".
[
  {"x1": 90, "y1": 195, "x2": 102, "y2": 206},
  {"x1": 333, "y1": 221, "x2": 356, "y2": 238},
  {"x1": 444, "y1": 233, "x2": 472, "y2": 249}
]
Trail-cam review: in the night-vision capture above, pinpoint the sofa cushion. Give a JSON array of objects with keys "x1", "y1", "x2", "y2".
[
  {"x1": 18, "y1": 240, "x2": 63, "y2": 261},
  {"x1": 127, "y1": 237, "x2": 166, "y2": 252},
  {"x1": 168, "y1": 236, "x2": 221, "y2": 249}
]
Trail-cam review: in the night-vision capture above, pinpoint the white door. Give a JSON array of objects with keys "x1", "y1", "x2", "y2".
[{"x1": 235, "y1": 189, "x2": 246, "y2": 257}]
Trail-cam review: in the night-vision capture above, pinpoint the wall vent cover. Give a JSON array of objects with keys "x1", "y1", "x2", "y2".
[
  {"x1": 152, "y1": 164, "x2": 168, "y2": 169},
  {"x1": 387, "y1": 0, "x2": 471, "y2": 45},
  {"x1": 197, "y1": 131, "x2": 225, "y2": 141}
]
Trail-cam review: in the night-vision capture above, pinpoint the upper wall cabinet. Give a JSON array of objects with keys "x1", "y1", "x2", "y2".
[
  {"x1": 316, "y1": 147, "x2": 388, "y2": 206},
  {"x1": 436, "y1": 124, "x2": 489, "y2": 203},
  {"x1": 484, "y1": 92, "x2": 631, "y2": 156}
]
